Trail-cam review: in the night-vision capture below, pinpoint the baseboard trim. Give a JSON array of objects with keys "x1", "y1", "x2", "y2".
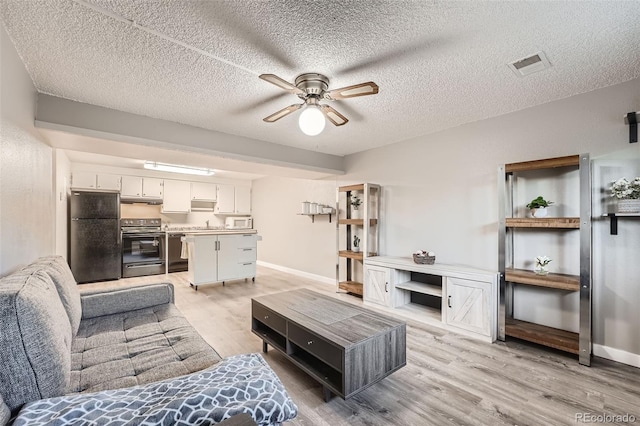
[
  {"x1": 257, "y1": 261, "x2": 335, "y2": 286},
  {"x1": 593, "y1": 344, "x2": 640, "y2": 368}
]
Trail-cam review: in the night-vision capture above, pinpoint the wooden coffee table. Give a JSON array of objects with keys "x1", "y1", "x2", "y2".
[{"x1": 251, "y1": 288, "x2": 406, "y2": 401}]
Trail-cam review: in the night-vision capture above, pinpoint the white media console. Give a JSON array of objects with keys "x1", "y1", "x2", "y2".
[{"x1": 363, "y1": 256, "x2": 499, "y2": 342}]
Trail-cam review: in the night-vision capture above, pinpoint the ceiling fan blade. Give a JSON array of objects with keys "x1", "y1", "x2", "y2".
[
  {"x1": 263, "y1": 104, "x2": 303, "y2": 123},
  {"x1": 320, "y1": 105, "x2": 349, "y2": 126},
  {"x1": 323, "y1": 82, "x2": 379, "y2": 100},
  {"x1": 259, "y1": 74, "x2": 304, "y2": 95}
]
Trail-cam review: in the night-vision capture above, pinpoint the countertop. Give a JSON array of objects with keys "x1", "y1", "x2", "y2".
[{"x1": 179, "y1": 229, "x2": 257, "y2": 235}]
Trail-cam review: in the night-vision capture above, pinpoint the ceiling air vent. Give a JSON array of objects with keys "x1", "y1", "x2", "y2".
[{"x1": 508, "y1": 51, "x2": 551, "y2": 77}]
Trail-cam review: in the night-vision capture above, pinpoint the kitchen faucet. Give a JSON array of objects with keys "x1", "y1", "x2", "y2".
[{"x1": 206, "y1": 220, "x2": 210, "y2": 229}]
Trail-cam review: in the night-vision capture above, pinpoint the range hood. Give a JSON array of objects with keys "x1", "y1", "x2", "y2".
[{"x1": 120, "y1": 196, "x2": 163, "y2": 205}]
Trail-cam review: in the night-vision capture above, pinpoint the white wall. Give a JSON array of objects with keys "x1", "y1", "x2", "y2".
[
  {"x1": 252, "y1": 176, "x2": 337, "y2": 281},
  {"x1": 253, "y1": 77, "x2": 640, "y2": 362},
  {"x1": 0, "y1": 24, "x2": 54, "y2": 275},
  {"x1": 54, "y1": 149, "x2": 70, "y2": 259}
]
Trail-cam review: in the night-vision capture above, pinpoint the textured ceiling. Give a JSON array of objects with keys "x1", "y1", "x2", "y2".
[{"x1": 2, "y1": 0, "x2": 640, "y2": 158}]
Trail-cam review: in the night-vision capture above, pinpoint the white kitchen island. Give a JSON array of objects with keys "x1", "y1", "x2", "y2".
[{"x1": 183, "y1": 230, "x2": 260, "y2": 290}]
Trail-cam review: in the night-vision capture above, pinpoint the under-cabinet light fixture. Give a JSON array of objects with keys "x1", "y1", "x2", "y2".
[{"x1": 143, "y1": 161, "x2": 215, "y2": 176}]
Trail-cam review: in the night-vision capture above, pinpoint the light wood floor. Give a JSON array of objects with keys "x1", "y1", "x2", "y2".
[{"x1": 82, "y1": 266, "x2": 640, "y2": 426}]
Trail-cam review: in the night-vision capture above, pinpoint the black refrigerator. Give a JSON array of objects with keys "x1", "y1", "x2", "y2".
[{"x1": 69, "y1": 191, "x2": 121, "y2": 283}]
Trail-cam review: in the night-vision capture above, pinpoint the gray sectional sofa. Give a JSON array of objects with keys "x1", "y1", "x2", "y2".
[{"x1": 0, "y1": 256, "x2": 297, "y2": 425}]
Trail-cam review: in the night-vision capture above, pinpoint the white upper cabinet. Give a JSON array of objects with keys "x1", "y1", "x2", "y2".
[
  {"x1": 215, "y1": 184, "x2": 251, "y2": 214},
  {"x1": 162, "y1": 180, "x2": 191, "y2": 213},
  {"x1": 71, "y1": 171, "x2": 97, "y2": 189},
  {"x1": 121, "y1": 176, "x2": 143, "y2": 197},
  {"x1": 191, "y1": 182, "x2": 217, "y2": 201},
  {"x1": 215, "y1": 184, "x2": 235, "y2": 214},
  {"x1": 96, "y1": 174, "x2": 121, "y2": 191},
  {"x1": 72, "y1": 172, "x2": 120, "y2": 191},
  {"x1": 121, "y1": 176, "x2": 163, "y2": 199},
  {"x1": 235, "y1": 186, "x2": 251, "y2": 215},
  {"x1": 143, "y1": 177, "x2": 163, "y2": 198}
]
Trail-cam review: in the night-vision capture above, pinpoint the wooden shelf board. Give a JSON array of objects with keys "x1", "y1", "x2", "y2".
[
  {"x1": 505, "y1": 155, "x2": 580, "y2": 173},
  {"x1": 339, "y1": 184, "x2": 365, "y2": 192},
  {"x1": 505, "y1": 217, "x2": 580, "y2": 229},
  {"x1": 338, "y1": 218, "x2": 378, "y2": 226},
  {"x1": 395, "y1": 281, "x2": 443, "y2": 297},
  {"x1": 339, "y1": 281, "x2": 363, "y2": 296},
  {"x1": 396, "y1": 303, "x2": 441, "y2": 322},
  {"x1": 339, "y1": 250, "x2": 363, "y2": 260},
  {"x1": 505, "y1": 269, "x2": 579, "y2": 291},
  {"x1": 505, "y1": 318, "x2": 579, "y2": 354}
]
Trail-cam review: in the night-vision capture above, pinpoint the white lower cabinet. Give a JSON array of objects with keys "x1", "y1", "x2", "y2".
[
  {"x1": 364, "y1": 265, "x2": 392, "y2": 307},
  {"x1": 186, "y1": 233, "x2": 257, "y2": 289},
  {"x1": 444, "y1": 277, "x2": 491, "y2": 337},
  {"x1": 187, "y1": 235, "x2": 218, "y2": 286}
]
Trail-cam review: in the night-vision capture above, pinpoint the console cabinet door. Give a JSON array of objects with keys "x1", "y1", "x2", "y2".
[
  {"x1": 445, "y1": 277, "x2": 490, "y2": 336},
  {"x1": 364, "y1": 265, "x2": 391, "y2": 307}
]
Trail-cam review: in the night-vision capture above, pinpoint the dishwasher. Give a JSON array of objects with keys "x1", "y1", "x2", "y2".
[{"x1": 167, "y1": 233, "x2": 189, "y2": 272}]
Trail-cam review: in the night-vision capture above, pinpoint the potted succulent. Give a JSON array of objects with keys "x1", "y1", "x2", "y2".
[
  {"x1": 526, "y1": 196, "x2": 553, "y2": 218},
  {"x1": 534, "y1": 255, "x2": 552, "y2": 275},
  {"x1": 350, "y1": 194, "x2": 362, "y2": 218},
  {"x1": 610, "y1": 177, "x2": 640, "y2": 213},
  {"x1": 352, "y1": 235, "x2": 360, "y2": 253}
]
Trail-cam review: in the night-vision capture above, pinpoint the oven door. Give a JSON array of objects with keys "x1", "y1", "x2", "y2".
[{"x1": 122, "y1": 232, "x2": 166, "y2": 277}]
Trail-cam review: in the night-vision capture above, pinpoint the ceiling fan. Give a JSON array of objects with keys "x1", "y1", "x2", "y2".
[{"x1": 259, "y1": 73, "x2": 379, "y2": 135}]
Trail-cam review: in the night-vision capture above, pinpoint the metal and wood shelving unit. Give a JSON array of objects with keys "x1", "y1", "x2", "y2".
[
  {"x1": 498, "y1": 154, "x2": 592, "y2": 365},
  {"x1": 336, "y1": 183, "x2": 380, "y2": 296}
]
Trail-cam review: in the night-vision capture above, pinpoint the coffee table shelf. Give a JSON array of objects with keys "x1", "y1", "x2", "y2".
[{"x1": 251, "y1": 289, "x2": 406, "y2": 402}]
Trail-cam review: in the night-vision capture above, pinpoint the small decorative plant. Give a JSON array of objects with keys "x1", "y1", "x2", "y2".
[
  {"x1": 353, "y1": 235, "x2": 360, "y2": 252},
  {"x1": 526, "y1": 196, "x2": 554, "y2": 209},
  {"x1": 534, "y1": 255, "x2": 552, "y2": 275},
  {"x1": 610, "y1": 177, "x2": 640, "y2": 199},
  {"x1": 350, "y1": 195, "x2": 362, "y2": 210}
]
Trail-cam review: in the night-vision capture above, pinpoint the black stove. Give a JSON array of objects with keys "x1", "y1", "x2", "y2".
[
  {"x1": 121, "y1": 218, "x2": 165, "y2": 278},
  {"x1": 121, "y1": 218, "x2": 162, "y2": 234}
]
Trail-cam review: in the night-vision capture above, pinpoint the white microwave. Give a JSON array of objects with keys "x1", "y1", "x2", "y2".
[{"x1": 225, "y1": 216, "x2": 253, "y2": 229}]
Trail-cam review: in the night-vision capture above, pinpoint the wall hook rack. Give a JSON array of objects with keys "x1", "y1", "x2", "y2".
[{"x1": 624, "y1": 111, "x2": 638, "y2": 143}]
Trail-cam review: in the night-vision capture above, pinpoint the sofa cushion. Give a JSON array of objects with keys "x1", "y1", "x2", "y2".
[
  {"x1": 0, "y1": 394, "x2": 10, "y2": 426},
  {"x1": 69, "y1": 304, "x2": 221, "y2": 393},
  {"x1": 23, "y1": 256, "x2": 82, "y2": 335},
  {"x1": 15, "y1": 353, "x2": 298, "y2": 426},
  {"x1": 80, "y1": 283, "x2": 175, "y2": 319},
  {"x1": 0, "y1": 269, "x2": 72, "y2": 415}
]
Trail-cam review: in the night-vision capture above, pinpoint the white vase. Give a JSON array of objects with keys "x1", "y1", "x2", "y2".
[
  {"x1": 534, "y1": 265, "x2": 549, "y2": 275},
  {"x1": 617, "y1": 199, "x2": 640, "y2": 213},
  {"x1": 351, "y1": 208, "x2": 359, "y2": 219},
  {"x1": 530, "y1": 207, "x2": 548, "y2": 218},
  {"x1": 352, "y1": 246, "x2": 360, "y2": 253}
]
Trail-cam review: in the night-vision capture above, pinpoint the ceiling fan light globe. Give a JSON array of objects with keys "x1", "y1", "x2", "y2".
[{"x1": 298, "y1": 106, "x2": 325, "y2": 136}]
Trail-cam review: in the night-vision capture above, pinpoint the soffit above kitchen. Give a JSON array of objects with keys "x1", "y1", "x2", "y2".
[{"x1": 1, "y1": 0, "x2": 639, "y2": 158}]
